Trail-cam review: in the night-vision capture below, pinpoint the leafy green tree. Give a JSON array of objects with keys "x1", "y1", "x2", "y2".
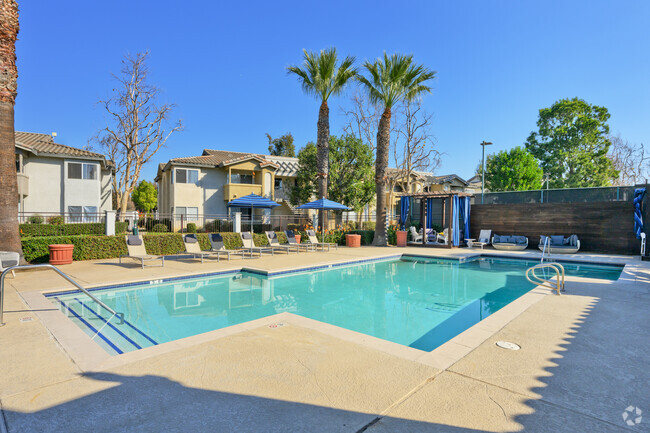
[
  {"x1": 131, "y1": 180, "x2": 157, "y2": 212},
  {"x1": 266, "y1": 132, "x2": 296, "y2": 157},
  {"x1": 484, "y1": 147, "x2": 543, "y2": 191},
  {"x1": 291, "y1": 142, "x2": 318, "y2": 206},
  {"x1": 287, "y1": 48, "x2": 357, "y2": 202},
  {"x1": 525, "y1": 97, "x2": 619, "y2": 188},
  {"x1": 328, "y1": 135, "x2": 375, "y2": 214},
  {"x1": 358, "y1": 53, "x2": 435, "y2": 245}
]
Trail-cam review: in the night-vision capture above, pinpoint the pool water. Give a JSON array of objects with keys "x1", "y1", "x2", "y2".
[{"x1": 49, "y1": 256, "x2": 622, "y2": 355}]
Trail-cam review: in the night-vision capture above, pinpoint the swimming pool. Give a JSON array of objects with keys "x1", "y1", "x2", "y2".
[{"x1": 48, "y1": 255, "x2": 623, "y2": 355}]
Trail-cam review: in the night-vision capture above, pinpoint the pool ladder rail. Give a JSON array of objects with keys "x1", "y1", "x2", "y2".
[
  {"x1": 525, "y1": 262, "x2": 566, "y2": 295},
  {"x1": 0, "y1": 263, "x2": 124, "y2": 328}
]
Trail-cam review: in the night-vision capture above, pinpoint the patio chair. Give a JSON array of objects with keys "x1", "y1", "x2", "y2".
[
  {"x1": 265, "y1": 231, "x2": 300, "y2": 254},
  {"x1": 0, "y1": 251, "x2": 20, "y2": 277},
  {"x1": 409, "y1": 226, "x2": 422, "y2": 242},
  {"x1": 284, "y1": 230, "x2": 316, "y2": 252},
  {"x1": 305, "y1": 229, "x2": 337, "y2": 251},
  {"x1": 538, "y1": 235, "x2": 580, "y2": 254},
  {"x1": 436, "y1": 228, "x2": 449, "y2": 245},
  {"x1": 119, "y1": 234, "x2": 165, "y2": 269},
  {"x1": 469, "y1": 230, "x2": 491, "y2": 249},
  {"x1": 179, "y1": 234, "x2": 221, "y2": 263},
  {"x1": 209, "y1": 233, "x2": 252, "y2": 259},
  {"x1": 240, "y1": 232, "x2": 274, "y2": 256},
  {"x1": 492, "y1": 235, "x2": 529, "y2": 251}
]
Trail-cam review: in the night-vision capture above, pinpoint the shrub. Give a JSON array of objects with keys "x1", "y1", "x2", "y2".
[
  {"x1": 347, "y1": 230, "x2": 375, "y2": 246},
  {"x1": 361, "y1": 221, "x2": 375, "y2": 231},
  {"x1": 27, "y1": 215, "x2": 44, "y2": 224},
  {"x1": 151, "y1": 223, "x2": 169, "y2": 233},
  {"x1": 186, "y1": 223, "x2": 197, "y2": 233},
  {"x1": 21, "y1": 235, "x2": 128, "y2": 263},
  {"x1": 20, "y1": 222, "x2": 129, "y2": 237},
  {"x1": 47, "y1": 216, "x2": 64, "y2": 225}
]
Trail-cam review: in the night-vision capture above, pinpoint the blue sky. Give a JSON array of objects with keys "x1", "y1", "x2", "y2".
[{"x1": 15, "y1": 0, "x2": 650, "y2": 183}]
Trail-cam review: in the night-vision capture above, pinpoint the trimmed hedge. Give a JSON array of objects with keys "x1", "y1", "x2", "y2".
[
  {"x1": 21, "y1": 231, "x2": 287, "y2": 263},
  {"x1": 20, "y1": 222, "x2": 128, "y2": 237}
]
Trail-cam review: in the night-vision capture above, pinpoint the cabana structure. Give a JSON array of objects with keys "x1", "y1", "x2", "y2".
[{"x1": 399, "y1": 192, "x2": 473, "y2": 248}]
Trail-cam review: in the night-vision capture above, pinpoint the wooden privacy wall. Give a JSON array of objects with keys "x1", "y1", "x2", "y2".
[{"x1": 471, "y1": 202, "x2": 636, "y2": 254}]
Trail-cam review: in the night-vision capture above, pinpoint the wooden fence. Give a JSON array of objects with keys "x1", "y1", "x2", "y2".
[{"x1": 470, "y1": 201, "x2": 637, "y2": 255}]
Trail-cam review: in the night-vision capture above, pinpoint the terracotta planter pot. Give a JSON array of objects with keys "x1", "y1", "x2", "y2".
[
  {"x1": 396, "y1": 230, "x2": 408, "y2": 247},
  {"x1": 345, "y1": 234, "x2": 361, "y2": 248},
  {"x1": 294, "y1": 234, "x2": 301, "y2": 244},
  {"x1": 49, "y1": 244, "x2": 74, "y2": 265}
]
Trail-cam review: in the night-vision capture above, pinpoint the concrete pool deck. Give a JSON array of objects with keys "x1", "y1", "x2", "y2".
[{"x1": 0, "y1": 246, "x2": 648, "y2": 432}]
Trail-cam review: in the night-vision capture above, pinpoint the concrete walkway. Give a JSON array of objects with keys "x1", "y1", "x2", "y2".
[{"x1": 0, "y1": 247, "x2": 647, "y2": 432}]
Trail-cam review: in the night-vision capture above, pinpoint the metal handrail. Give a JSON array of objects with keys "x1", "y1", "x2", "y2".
[
  {"x1": 525, "y1": 263, "x2": 566, "y2": 295},
  {"x1": 0, "y1": 264, "x2": 123, "y2": 327},
  {"x1": 541, "y1": 236, "x2": 550, "y2": 263}
]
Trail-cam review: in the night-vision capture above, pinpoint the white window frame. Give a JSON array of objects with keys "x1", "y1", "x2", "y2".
[
  {"x1": 68, "y1": 162, "x2": 98, "y2": 180},
  {"x1": 175, "y1": 169, "x2": 199, "y2": 184}
]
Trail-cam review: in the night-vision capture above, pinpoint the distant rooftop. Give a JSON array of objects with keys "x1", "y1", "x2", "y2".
[{"x1": 15, "y1": 131, "x2": 111, "y2": 167}]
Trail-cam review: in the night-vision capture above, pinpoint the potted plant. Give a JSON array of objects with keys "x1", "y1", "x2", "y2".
[{"x1": 48, "y1": 244, "x2": 74, "y2": 265}]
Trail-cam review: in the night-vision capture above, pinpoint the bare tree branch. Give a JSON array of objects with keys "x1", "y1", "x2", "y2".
[
  {"x1": 340, "y1": 91, "x2": 380, "y2": 151},
  {"x1": 608, "y1": 135, "x2": 649, "y2": 185},
  {"x1": 95, "y1": 51, "x2": 182, "y2": 216}
]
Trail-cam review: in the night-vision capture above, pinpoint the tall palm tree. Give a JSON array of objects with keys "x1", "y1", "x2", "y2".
[
  {"x1": 358, "y1": 53, "x2": 435, "y2": 246},
  {"x1": 287, "y1": 48, "x2": 357, "y2": 209},
  {"x1": 0, "y1": 1, "x2": 23, "y2": 258}
]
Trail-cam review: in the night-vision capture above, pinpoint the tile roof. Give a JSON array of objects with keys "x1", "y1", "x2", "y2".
[
  {"x1": 15, "y1": 131, "x2": 107, "y2": 160},
  {"x1": 163, "y1": 149, "x2": 299, "y2": 176}
]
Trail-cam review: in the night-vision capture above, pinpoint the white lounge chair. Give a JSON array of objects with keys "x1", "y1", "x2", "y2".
[
  {"x1": 209, "y1": 233, "x2": 251, "y2": 259},
  {"x1": 120, "y1": 234, "x2": 165, "y2": 269},
  {"x1": 179, "y1": 234, "x2": 221, "y2": 263},
  {"x1": 265, "y1": 231, "x2": 300, "y2": 254},
  {"x1": 240, "y1": 232, "x2": 274, "y2": 256},
  {"x1": 285, "y1": 230, "x2": 316, "y2": 252},
  {"x1": 305, "y1": 230, "x2": 337, "y2": 251},
  {"x1": 0, "y1": 251, "x2": 19, "y2": 277},
  {"x1": 409, "y1": 226, "x2": 422, "y2": 242},
  {"x1": 469, "y1": 230, "x2": 492, "y2": 249}
]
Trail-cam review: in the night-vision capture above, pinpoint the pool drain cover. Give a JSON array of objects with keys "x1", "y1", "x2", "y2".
[{"x1": 496, "y1": 341, "x2": 521, "y2": 350}]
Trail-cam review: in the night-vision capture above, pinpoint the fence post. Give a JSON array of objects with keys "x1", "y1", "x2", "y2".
[
  {"x1": 105, "y1": 210, "x2": 116, "y2": 236},
  {"x1": 234, "y1": 212, "x2": 241, "y2": 233}
]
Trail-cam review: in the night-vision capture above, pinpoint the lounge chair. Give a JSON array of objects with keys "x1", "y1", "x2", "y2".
[
  {"x1": 492, "y1": 235, "x2": 529, "y2": 251},
  {"x1": 265, "y1": 231, "x2": 300, "y2": 254},
  {"x1": 285, "y1": 230, "x2": 316, "y2": 252},
  {"x1": 469, "y1": 230, "x2": 491, "y2": 249},
  {"x1": 240, "y1": 232, "x2": 274, "y2": 256},
  {"x1": 179, "y1": 234, "x2": 222, "y2": 263},
  {"x1": 409, "y1": 226, "x2": 422, "y2": 242},
  {"x1": 539, "y1": 235, "x2": 580, "y2": 254},
  {"x1": 120, "y1": 234, "x2": 164, "y2": 269},
  {"x1": 209, "y1": 233, "x2": 252, "y2": 259},
  {"x1": 305, "y1": 230, "x2": 337, "y2": 251},
  {"x1": 0, "y1": 251, "x2": 19, "y2": 277}
]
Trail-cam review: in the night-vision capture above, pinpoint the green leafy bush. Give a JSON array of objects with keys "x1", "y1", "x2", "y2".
[
  {"x1": 186, "y1": 222, "x2": 197, "y2": 233},
  {"x1": 20, "y1": 222, "x2": 128, "y2": 237},
  {"x1": 362, "y1": 221, "x2": 375, "y2": 230},
  {"x1": 27, "y1": 215, "x2": 44, "y2": 224},
  {"x1": 47, "y1": 216, "x2": 64, "y2": 225},
  {"x1": 151, "y1": 223, "x2": 169, "y2": 233}
]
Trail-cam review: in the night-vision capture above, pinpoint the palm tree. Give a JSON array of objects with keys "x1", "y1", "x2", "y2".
[
  {"x1": 287, "y1": 48, "x2": 357, "y2": 208},
  {"x1": 358, "y1": 53, "x2": 435, "y2": 245},
  {"x1": 0, "y1": 1, "x2": 23, "y2": 259}
]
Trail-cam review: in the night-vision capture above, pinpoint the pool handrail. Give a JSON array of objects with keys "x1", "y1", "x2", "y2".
[
  {"x1": 525, "y1": 262, "x2": 565, "y2": 295},
  {"x1": 0, "y1": 263, "x2": 124, "y2": 327}
]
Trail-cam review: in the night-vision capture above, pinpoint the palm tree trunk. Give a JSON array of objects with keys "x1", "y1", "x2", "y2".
[
  {"x1": 373, "y1": 106, "x2": 391, "y2": 246},
  {"x1": 316, "y1": 100, "x2": 329, "y2": 231},
  {"x1": 0, "y1": 0, "x2": 23, "y2": 259}
]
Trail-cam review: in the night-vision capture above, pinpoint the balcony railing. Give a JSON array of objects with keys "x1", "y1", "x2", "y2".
[{"x1": 223, "y1": 183, "x2": 262, "y2": 201}]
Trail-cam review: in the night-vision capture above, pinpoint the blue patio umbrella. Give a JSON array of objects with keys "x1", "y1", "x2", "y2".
[
  {"x1": 227, "y1": 193, "x2": 279, "y2": 232},
  {"x1": 296, "y1": 198, "x2": 351, "y2": 238}
]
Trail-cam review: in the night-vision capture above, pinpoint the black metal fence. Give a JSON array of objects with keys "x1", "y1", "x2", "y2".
[
  {"x1": 18, "y1": 212, "x2": 105, "y2": 225},
  {"x1": 475, "y1": 185, "x2": 636, "y2": 205}
]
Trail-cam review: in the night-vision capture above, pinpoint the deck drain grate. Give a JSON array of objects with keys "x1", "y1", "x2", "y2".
[{"x1": 496, "y1": 341, "x2": 520, "y2": 350}]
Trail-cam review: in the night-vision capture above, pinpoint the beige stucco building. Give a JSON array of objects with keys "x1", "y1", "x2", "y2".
[
  {"x1": 155, "y1": 149, "x2": 300, "y2": 219},
  {"x1": 15, "y1": 132, "x2": 114, "y2": 221}
]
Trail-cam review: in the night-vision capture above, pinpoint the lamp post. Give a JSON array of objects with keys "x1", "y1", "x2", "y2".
[{"x1": 480, "y1": 141, "x2": 493, "y2": 204}]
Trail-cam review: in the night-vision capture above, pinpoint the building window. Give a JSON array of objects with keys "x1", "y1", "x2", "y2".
[
  {"x1": 274, "y1": 178, "x2": 283, "y2": 189},
  {"x1": 176, "y1": 169, "x2": 199, "y2": 184},
  {"x1": 231, "y1": 173, "x2": 253, "y2": 184},
  {"x1": 68, "y1": 206, "x2": 98, "y2": 223},
  {"x1": 68, "y1": 163, "x2": 97, "y2": 180},
  {"x1": 175, "y1": 207, "x2": 199, "y2": 220}
]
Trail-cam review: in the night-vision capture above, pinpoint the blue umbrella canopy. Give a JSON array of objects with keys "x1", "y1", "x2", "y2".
[
  {"x1": 227, "y1": 194, "x2": 280, "y2": 208},
  {"x1": 227, "y1": 194, "x2": 279, "y2": 233},
  {"x1": 296, "y1": 198, "x2": 351, "y2": 211}
]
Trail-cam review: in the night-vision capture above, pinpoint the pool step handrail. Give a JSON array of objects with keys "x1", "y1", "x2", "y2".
[
  {"x1": 0, "y1": 263, "x2": 124, "y2": 327},
  {"x1": 525, "y1": 263, "x2": 565, "y2": 295},
  {"x1": 541, "y1": 236, "x2": 551, "y2": 263}
]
